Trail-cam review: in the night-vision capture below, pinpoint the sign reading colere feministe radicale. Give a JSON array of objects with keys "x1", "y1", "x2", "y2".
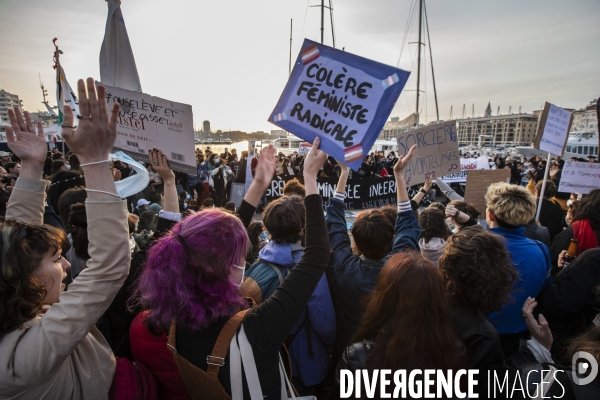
[{"x1": 269, "y1": 39, "x2": 410, "y2": 171}]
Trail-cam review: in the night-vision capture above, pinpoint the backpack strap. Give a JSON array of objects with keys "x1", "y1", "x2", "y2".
[
  {"x1": 259, "y1": 259, "x2": 287, "y2": 284},
  {"x1": 167, "y1": 308, "x2": 251, "y2": 378}
]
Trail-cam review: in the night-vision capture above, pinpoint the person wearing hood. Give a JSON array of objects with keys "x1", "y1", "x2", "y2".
[
  {"x1": 240, "y1": 194, "x2": 336, "y2": 396},
  {"x1": 418, "y1": 207, "x2": 451, "y2": 266}
]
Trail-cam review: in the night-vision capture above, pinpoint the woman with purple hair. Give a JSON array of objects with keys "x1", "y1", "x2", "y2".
[{"x1": 130, "y1": 138, "x2": 330, "y2": 399}]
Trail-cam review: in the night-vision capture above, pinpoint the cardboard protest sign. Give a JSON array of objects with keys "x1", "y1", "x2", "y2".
[
  {"x1": 298, "y1": 142, "x2": 312, "y2": 156},
  {"x1": 558, "y1": 162, "x2": 600, "y2": 194},
  {"x1": 395, "y1": 120, "x2": 460, "y2": 186},
  {"x1": 99, "y1": 82, "x2": 196, "y2": 173},
  {"x1": 439, "y1": 158, "x2": 478, "y2": 183},
  {"x1": 463, "y1": 169, "x2": 511, "y2": 216},
  {"x1": 269, "y1": 39, "x2": 410, "y2": 170},
  {"x1": 533, "y1": 102, "x2": 573, "y2": 157}
]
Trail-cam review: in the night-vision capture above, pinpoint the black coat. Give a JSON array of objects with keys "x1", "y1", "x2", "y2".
[
  {"x1": 450, "y1": 303, "x2": 505, "y2": 369},
  {"x1": 537, "y1": 198, "x2": 566, "y2": 241},
  {"x1": 538, "y1": 248, "x2": 600, "y2": 362}
]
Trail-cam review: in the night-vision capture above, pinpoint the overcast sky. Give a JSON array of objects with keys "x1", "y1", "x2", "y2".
[{"x1": 1, "y1": 0, "x2": 598, "y2": 133}]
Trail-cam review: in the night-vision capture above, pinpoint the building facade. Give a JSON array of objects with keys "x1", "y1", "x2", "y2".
[
  {"x1": 0, "y1": 90, "x2": 23, "y2": 131},
  {"x1": 455, "y1": 113, "x2": 540, "y2": 147},
  {"x1": 571, "y1": 99, "x2": 598, "y2": 133}
]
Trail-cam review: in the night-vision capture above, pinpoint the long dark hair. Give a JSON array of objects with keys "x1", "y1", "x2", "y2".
[
  {"x1": 572, "y1": 189, "x2": 600, "y2": 228},
  {"x1": 353, "y1": 251, "x2": 462, "y2": 372},
  {"x1": 419, "y1": 208, "x2": 451, "y2": 243},
  {"x1": 0, "y1": 221, "x2": 67, "y2": 335}
]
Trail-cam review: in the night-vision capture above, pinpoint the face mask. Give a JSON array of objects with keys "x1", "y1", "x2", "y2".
[
  {"x1": 108, "y1": 151, "x2": 150, "y2": 198},
  {"x1": 1, "y1": 177, "x2": 11, "y2": 185},
  {"x1": 214, "y1": 159, "x2": 220, "y2": 164},
  {"x1": 567, "y1": 199, "x2": 573, "y2": 207},
  {"x1": 183, "y1": 202, "x2": 188, "y2": 209},
  {"x1": 232, "y1": 265, "x2": 245, "y2": 287},
  {"x1": 66, "y1": 165, "x2": 72, "y2": 170},
  {"x1": 186, "y1": 194, "x2": 191, "y2": 200},
  {"x1": 259, "y1": 232, "x2": 267, "y2": 241}
]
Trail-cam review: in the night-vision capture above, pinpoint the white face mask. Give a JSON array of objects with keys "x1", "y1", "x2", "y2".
[
  {"x1": 567, "y1": 199, "x2": 573, "y2": 208},
  {"x1": 232, "y1": 265, "x2": 245, "y2": 287}
]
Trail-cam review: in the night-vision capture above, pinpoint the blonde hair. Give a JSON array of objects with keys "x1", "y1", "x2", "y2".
[{"x1": 485, "y1": 182, "x2": 536, "y2": 227}]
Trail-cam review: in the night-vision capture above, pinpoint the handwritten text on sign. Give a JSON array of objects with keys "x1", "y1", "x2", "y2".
[
  {"x1": 99, "y1": 82, "x2": 196, "y2": 174},
  {"x1": 534, "y1": 103, "x2": 573, "y2": 157},
  {"x1": 396, "y1": 120, "x2": 459, "y2": 186},
  {"x1": 269, "y1": 39, "x2": 410, "y2": 170},
  {"x1": 558, "y1": 162, "x2": 600, "y2": 194}
]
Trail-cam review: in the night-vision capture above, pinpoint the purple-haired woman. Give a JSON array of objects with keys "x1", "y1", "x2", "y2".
[{"x1": 130, "y1": 139, "x2": 330, "y2": 399}]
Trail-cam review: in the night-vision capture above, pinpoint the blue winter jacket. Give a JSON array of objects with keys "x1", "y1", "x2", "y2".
[
  {"x1": 325, "y1": 198, "x2": 421, "y2": 363},
  {"x1": 243, "y1": 241, "x2": 336, "y2": 387},
  {"x1": 488, "y1": 226, "x2": 552, "y2": 334}
]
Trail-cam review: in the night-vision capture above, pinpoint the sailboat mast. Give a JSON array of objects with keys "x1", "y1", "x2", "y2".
[
  {"x1": 415, "y1": 0, "x2": 423, "y2": 125},
  {"x1": 289, "y1": 19, "x2": 293, "y2": 75},
  {"x1": 321, "y1": 0, "x2": 325, "y2": 44},
  {"x1": 424, "y1": 1, "x2": 439, "y2": 122}
]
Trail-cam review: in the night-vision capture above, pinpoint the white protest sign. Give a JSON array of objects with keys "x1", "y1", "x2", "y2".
[
  {"x1": 298, "y1": 142, "x2": 312, "y2": 156},
  {"x1": 439, "y1": 158, "x2": 478, "y2": 183},
  {"x1": 533, "y1": 102, "x2": 573, "y2": 157},
  {"x1": 100, "y1": 82, "x2": 196, "y2": 173},
  {"x1": 396, "y1": 120, "x2": 460, "y2": 186},
  {"x1": 558, "y1": 162, "x2": 600, "y2": 194}
]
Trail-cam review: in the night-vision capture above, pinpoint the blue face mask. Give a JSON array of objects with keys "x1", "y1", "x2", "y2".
[
  {"x1": 66, "y1": 164, "x2": 72, "y2": 170},
  {"x1": 183, "y1": 202, "x2": 188, "y2": 209},
  {"x1": 214, "y1": 159, "x2": 220, "y2": 164},
  {"x1": 108, "y1": 151, "x2": 150, "y2": 198},
  {"x1": 259, "y1": 232, "x2": 267, "y2": 241},
  {"x1": 186, "y1": 194, "x2": 191, "y2": 200}
]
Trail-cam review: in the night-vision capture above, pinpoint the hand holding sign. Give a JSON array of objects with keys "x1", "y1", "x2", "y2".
[
  {"x1": 149, "y1": 148, "x2": 174, "y2": 183},
  {"x1": 304, "y1": 137, "x2": 329, "y2": 178}
]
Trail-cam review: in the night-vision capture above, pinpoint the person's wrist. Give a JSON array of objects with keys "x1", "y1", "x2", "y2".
[{"x1": 79, "y1": 156, "x2": 110, "y2": 165}]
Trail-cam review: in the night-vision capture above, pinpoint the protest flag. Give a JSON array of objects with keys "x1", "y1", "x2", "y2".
[
  {"x1": 100, "y1": 0, "x2": 142, "y2": 91},
  {"x1": 53, "y1": 39, "x2": 79, "y2": 127}
]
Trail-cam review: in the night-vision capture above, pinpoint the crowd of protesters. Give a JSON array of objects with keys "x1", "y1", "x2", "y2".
[{"x1": 0, "y1": 79, "x2": 599, "y2": 400}]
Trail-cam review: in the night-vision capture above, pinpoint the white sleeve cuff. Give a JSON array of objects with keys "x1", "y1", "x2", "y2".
[
  {"x1": 159, "y1": 210, "x2": 182, "y2": 222},
  {"x1": 526, "y1": 338, "x2": 554, "y2": 363},
  {"x1": 397, "y1": 200, "x2": 411, "y2": 213},
  {"x1": 334, "y1": 191, "x2": 346, "y2": 200}
]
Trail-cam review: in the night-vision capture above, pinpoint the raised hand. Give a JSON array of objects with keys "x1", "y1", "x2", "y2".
[
  {"x1": 423, "y1": 175, "x2": 433, "y2": 191},
  {"x1": 149, "y1": 148, "x2": 175, "y2": 183},
  {"x1": 303, "y1": 137, "x2": 328, "y2": 177},
  {"x1": 61, "y1": 78, "x2": 120, "y2": 164},
  {"x1": 243, "y1": 144, "x2": 277, "y2": 208},
  {"x1": 5, "y1": 107, "x2": 47, "y2": 166},
  {"x1": 393, "y1": 144, "x2": 417, "y2": 176},
  {"x1": 253, "y1": 144, "x2": 277, "y2": 189},
  {"x1": 522, "y1": 297, "x2": 552, "y2": 351}
]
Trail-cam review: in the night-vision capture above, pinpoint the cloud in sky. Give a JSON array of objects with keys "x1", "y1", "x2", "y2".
[{"x1": 1, "y1": 0, "x2": 598, "y2": 133}]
